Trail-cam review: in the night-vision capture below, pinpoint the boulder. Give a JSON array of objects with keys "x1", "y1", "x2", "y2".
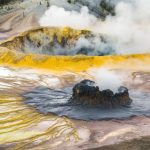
[{"x1": 69, "y1": 80, "x2": 132, "y2": 108}]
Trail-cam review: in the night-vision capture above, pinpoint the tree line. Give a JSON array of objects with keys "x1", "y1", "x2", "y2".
[{"x1": 0, "y1": 0, "x2": 18, "y2": 5}]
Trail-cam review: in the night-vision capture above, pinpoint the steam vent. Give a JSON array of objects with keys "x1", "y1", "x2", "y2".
[
  {"x1": 0, "y1": 0, "x2": 150, "y2": 150},
  {"x1": 69, "y1": 80, "x2": 132, "y2": 108}
]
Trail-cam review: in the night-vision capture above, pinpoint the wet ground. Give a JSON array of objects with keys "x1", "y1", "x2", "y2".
[
  {"x1": 23, "y1": 86, "x2": 150, "y2": 120},
  {"x1": 0, "y1": 66, "x2": 150, "y2": 150}
]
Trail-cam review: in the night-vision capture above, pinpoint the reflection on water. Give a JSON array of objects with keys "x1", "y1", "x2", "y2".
[{"x1": 23, "y1": 86, "x2": 150, "y2": 121}]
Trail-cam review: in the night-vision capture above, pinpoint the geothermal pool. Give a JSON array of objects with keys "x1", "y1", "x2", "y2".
[
  {"x1": 0, "y1": 65, "x2": 150, "y2": 122},
  {"x1": 23, "y1": 81, "x2": 150, "y2": 120}
]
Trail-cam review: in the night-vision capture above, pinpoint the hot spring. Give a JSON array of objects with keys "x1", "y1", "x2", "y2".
[{"x1": 23, "y1": 70, "x2": 150, "y2": 121}]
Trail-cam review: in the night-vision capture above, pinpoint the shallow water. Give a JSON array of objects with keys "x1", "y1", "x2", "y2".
[{"x1": 23, "y1": 86, "x2": 150, "y2": 121}]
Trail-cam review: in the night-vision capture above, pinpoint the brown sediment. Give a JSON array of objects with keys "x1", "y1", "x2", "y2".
[{"x1": 87, "y1": 136, "x2": 150, "y2": 150}]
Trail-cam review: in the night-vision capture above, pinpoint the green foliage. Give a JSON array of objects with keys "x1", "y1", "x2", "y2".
[
  {"x1": 0, "y1": 0, "x2": 17, "y2": 5},
  {"x1": 100, "y1": 0, "x2": 115, "y2": 17},
  {"x1": 67, "y1": 0, "x2": 77, "y2": 4}
]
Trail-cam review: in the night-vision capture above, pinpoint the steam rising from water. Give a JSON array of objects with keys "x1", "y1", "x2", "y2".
[
  {"x1": 40, "y1": 6, "x2": 96, "y2": 30},
  {"x1": 40, "y1": 0, "x2": 150, "y2": 54},
  {"x1": 89, "y1": 68, "x2": 124, "y2": 93}
]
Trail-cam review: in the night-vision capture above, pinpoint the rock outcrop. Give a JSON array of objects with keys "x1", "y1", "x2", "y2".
[{"x1": 69, "y1": 80, "x2": 132, "y2": 108}]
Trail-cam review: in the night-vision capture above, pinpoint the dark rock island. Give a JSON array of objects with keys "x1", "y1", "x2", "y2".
[{"x1": 69, "y1": 80, "x2": 132, "y2": 108}]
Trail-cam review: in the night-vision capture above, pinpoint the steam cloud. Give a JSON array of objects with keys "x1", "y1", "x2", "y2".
[
  {"x1": 40, "y1": 6, "x2": 96, "y2": 30},
  {"x1": 88, "y1": 68, "x2": 124, "y2": 93},
  {"x1": 39, "y1": 0, "x2": 150, "y2": 55}
]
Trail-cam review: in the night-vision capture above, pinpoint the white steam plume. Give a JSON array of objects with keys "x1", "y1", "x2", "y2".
[
  {"x1": 88, "y1": 68, "x2": 124, "y2": 93},
  {"x1": 39, "y1": 0, "x2": 150, "y2": 55},
  {"x1": 40, "y1": 6, "x2": 97, "y2": 30},
  {"x1": 94, "y1": 0, "x2": 150, "y2": 54}
]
